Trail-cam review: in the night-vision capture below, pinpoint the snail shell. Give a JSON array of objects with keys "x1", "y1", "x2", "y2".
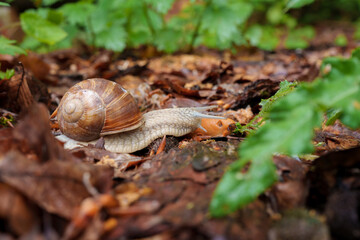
[{"x1": 56, "y1": 78, "x2": 143, "y2": 141}]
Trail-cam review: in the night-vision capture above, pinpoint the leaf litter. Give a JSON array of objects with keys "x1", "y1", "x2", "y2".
[{"x1": 0, "y1": 39, "x2": 360, "y2": 239}]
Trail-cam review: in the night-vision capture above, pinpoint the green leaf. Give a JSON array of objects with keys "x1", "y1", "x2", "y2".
[
  {"x1": 285, "y1": 0, "x2": 314, "y2": 11},
  {"x1": 210, "y1": 156, "x2": 277, "y2": 217},
  {"x1": 211, "y1": 87, "x2": 322, "y2": 217},
  {"x1": 126, "y1": 9, "x2": 152, "y2": 46},
  {"x1": 352, "y1": 47, "x2": 360, "y2": 60},
  {"x1": 200, "y1": 2, "x2": 252, "y2": 49},
  {"x1": 334, "y1": 34, "x2": 348, "y2": 47},
  {"x1": 89, "y1": 7, "x2": 108, "y2": 34},
  {"x1": 0, "y1": 36, "x2": 27, "y2": 55},
  {"x1": 285, "y1": 26, "x2": 315, "y2": 49},
  {"x1": 46, "y1": 9, "x2": 64, "y2": 25},
  {"x1": 5, "y1": 68, "x2": 15, "y2": 79},
  {"x1": 260, "y1": 80, "x2": 298, "y2": 114},
  {"x1": 94, "y1": 23, "x2": 127, "y2": 51},
  {"x1": 40, "y1": 0, "x2": 61, "y2": 6},
  {"x1": 147, "y1": 8, "x2": 165, "y2": 31},
  {"x1": 245, "y1": 25, "x2": 279, "y2": 51},
  {"x1": 245, "y1": 105, "x2": 322, "y2": 157},
  {"x1": 235, "y1": 80, "x2": 298, "y2": 135},
  {"x1": 52, "y1": 24, "x2": 79, "y2": 50},
  {"x1": 0, "y1": 68, "x2": 15, "y2": 79},
  {"x1": 320, "y1": 56, "x2": 360, "y2": 128},
  {"x1": 154, "y1": 28, "x2": 183, "y2": 53},
  {"x1": 326, "y1": 109, "x2": 342, "y2": 125},
  {"x1": 0, "y1": 2, "x2": 10, "y2": 6},
  {"x1": 20, "y1": 12, "x2": 67, "y2": 45},
  {"x1": 266, "y1": 4, "x2": 283, "y2": 25},
  {"x1": 60, "y1": 2, "x2": 95, "y2": 26},
  {"x1": 354, "y1": 23, "x2": 360, "y2": 40},
  {"x1": 145, "y1": 0, "x2": 175, "y2": 14},
  {"x1": 20, "y1": 35, "x2": 43, "y2": 51},
  {"x1": 211, "y1": 48, "x2": 360, "y2": 217}
]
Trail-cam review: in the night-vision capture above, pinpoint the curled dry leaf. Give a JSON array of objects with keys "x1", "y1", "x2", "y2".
[
  {"x1": 5, "y1": 70, "x2": 34, "y2": 112},
  {"x1": 166, "y1": 78, "x2": 201, "y2": 97},
  {"x1": 0, "y1": 104, "x2": 114, "y2": 219}
]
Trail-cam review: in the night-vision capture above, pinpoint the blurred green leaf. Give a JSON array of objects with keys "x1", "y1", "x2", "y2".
[
  {"x1": 320, "y1": 53, "x2": 360, "y2": 128},
  {"x1": 211, "y1": 84, "x2": 322, "y2": 217},
  {"x1": 260, "y1": 80, "x2": 298, "y2": 114},
  {"x1": 285, "y1": 0, "x2": 314, "y2": 11},
  {"x1": 145, "y1": 0, "x2": 175, "y2": 14},
  {"x1": 147, "y1": 8, "x2": 165, "y2": 31},
  {"x1": 0, "y1": 2, "x2": 10, "y2": 6},
  {"x1": 40, "y1": 0, "x2": 61, "y2": 6},
  {"x1": 46, "y1": 9, "x2": 64, "y2": 25},
  {"x1": 20, "y1": 36, "x2": 43, "y2": 51},
  {"x1": 126, "y1": 9, "x2": 152, "y2": 46},
  {"x1": 0, "y1": 68, "x2": 15, "y2": 79},
  {"x1": 354, "y1": 20, "x2": 360, "y2": 40},
  {"x1": 200, "y1": 2, "x2": 252, "y2": 49},
  {"x1": 154, "y1": 28, "x2": 183, "y2": 53},
  {"x1": 52, "y1": 24, "x2": 79, "y2": 50},
  {"x1": 0, "y1": 36, "x2": 27, "y2": 55},
  {"x1": 283, "y1": 15, "x2": 297, "y2": 28},
  {"x1": 20, "y1": 12, "x2": 67, "y2": 45},
  {"x1": 60, "y1": 2, "x2": 95, "y2": 26},
  {"x1": 210, "y1": 156, "x2": 277, "y2": 217},
  {"x1": 245, "y1": 25, "x2": 279, "y2": 50},
  {"x1": 16, "y1": 0, "x2": 356, "y2": 54},
  {"x1": 211, "y1": 47, "x2": 360, "y2": 217},
  {"x1": 326, "y1": 109, "x2": 342, "y2": 125},
  {"x1": 285, "y1": 26, "x2": 315, "y2": 49},
  {"x1": 5, "y1": 68, "x2": 14, "y2": 79},
  {"x1": 267, "y1": 4, "x2": 283, "y2": 25},
  {"x1": 235, "y1": 80, "x2": 298, "y2": 135},
  {"x1": 334, "y1": 34, "x2": 348, "y2": 47},
  {"x1": 94, "y1": 22, "x2": 127, "y2": 51}
]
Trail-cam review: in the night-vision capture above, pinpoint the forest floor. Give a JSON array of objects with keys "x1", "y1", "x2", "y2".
[{"x1": 0, "y1": 23, "x2": 359, "y2": 240}]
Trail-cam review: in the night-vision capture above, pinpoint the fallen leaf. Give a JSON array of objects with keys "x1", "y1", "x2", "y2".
[{"x1": 0, "y1": 151, "x2": 113, "y2": 219}]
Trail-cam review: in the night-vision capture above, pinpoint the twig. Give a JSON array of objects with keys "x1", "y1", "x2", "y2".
[
  {"x1": 189, "y1": 0, "x2": 211, "y2": 52},
  {"x1": 15, "y1": 62, "x2": 25, "y2": 101},
  {"x1": 143, "y1": 3, "x2": 156, "y2": 38}
]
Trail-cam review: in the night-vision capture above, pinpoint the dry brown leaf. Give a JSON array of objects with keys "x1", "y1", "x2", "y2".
[
  {"x1": 0, "y1": 183, "x2": 38, "y2": 235},
  {"x1": 0, "y1": 151, "x2": 113, "y2": 219}
]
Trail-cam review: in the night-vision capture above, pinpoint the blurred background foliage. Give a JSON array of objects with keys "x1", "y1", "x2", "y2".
[{"x1": 1, "y1": 0, "x2": 359, "y2": 53}]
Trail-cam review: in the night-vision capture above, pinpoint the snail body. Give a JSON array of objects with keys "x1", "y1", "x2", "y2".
[{"x1": 54, "y1": 78, "x2": 224, "y2": 153}]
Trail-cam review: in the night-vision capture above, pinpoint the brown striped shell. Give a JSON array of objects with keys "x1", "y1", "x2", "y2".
[{"x1": 56, "y1": 78, "x2": 143, "y2": 141}]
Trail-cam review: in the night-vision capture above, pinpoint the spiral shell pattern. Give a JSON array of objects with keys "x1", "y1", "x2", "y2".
[{"x1": 56, "y1": 78, "x2": 143, "y2": 141}]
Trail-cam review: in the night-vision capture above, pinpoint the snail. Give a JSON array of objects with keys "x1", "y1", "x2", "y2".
[{"x1": 52, "y1": 78, "x2": 225, "y2": 153}]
